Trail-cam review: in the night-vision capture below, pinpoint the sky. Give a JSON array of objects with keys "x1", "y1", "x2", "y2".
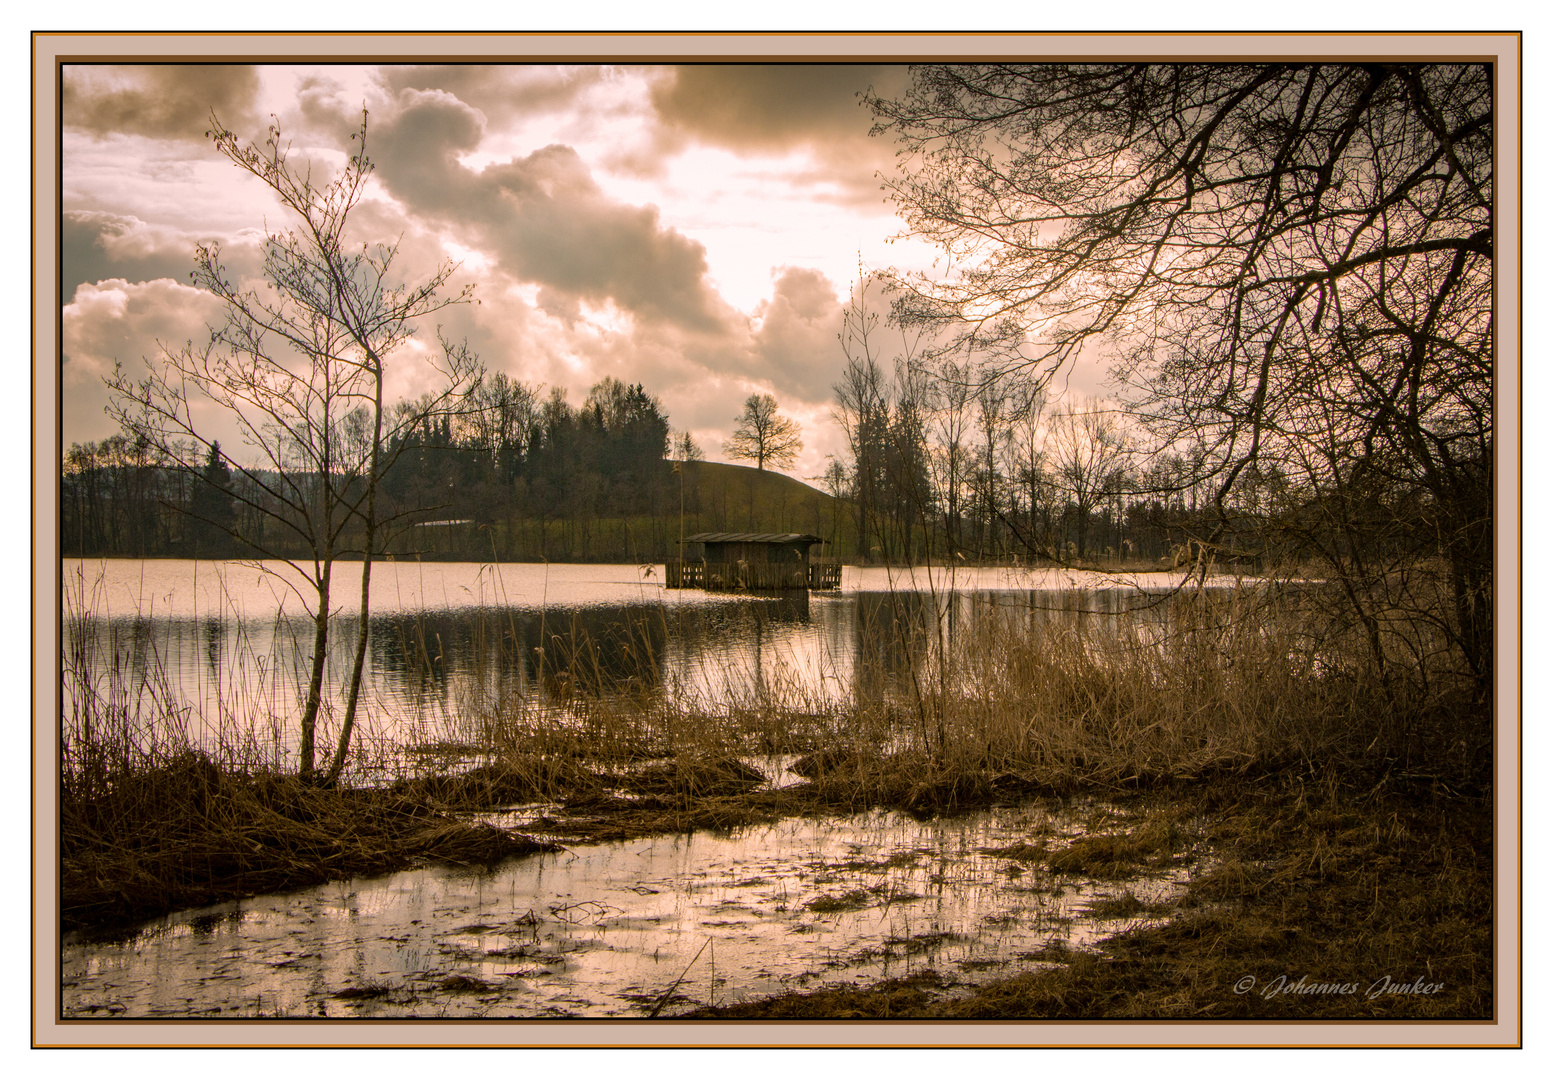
[{"x1": 58, "y1": 61, "x2": 1056, "y2": 480}]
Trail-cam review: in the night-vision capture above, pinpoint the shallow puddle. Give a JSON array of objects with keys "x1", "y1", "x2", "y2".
[{"x1": 62, "y1": 801, "x2": 1193, "y2": 1018}]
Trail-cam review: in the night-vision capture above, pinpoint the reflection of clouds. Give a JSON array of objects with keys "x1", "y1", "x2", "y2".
[{"x1": 62, "y1": 798, "x2": 1193, "y2": 1018}]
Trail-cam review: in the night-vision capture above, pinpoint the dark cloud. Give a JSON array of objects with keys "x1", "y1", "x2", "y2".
[
  {"x1": 62, "y1": 212, "x2": 198, "y2": 296},
  {"x1": 647, "y1": 65, "x2": 908, "y2": 205},
  {"x1": 369, "y1": 89, "x2": 734, "y2": 333},
  {"x1": 293, "y1": 73, "x2": 374, "y2": 147},
  {"x1": 651, "y1": 65, "x2": 886, "y2": 151},
  {"x1": 58, "y1": 65, "x2": 877, "y2": 468},
  {"x1": 63, "y1": 64, "x2": 262, "y2": 142},
  {"x1": 375, "y1": 65, "x2": 607, "y2": 126}
]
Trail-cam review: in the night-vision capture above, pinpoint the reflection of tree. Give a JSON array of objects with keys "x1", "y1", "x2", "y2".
[
  {"x1": 849, "y1": 587, "x2": 1178, "y2": 718},
  {"x1": 851, "y1": 591, "x2": 937, "y2": 707},
  {"x1": 370, "y1": 605, "x2": 675, "y2": 704},
  {"x1": 202, "y1": 616, "x2": 223, "y2": 678}
]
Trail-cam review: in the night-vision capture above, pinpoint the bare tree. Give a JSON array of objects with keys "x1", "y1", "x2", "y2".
[
  {"x1": 1003, "y1": 382, "x2": 1055, "y2": 559},
  {"x1": 973, "y1": 378, "x2": 1011, "y2": 557},
  {"x1": 725, "y1": 392, "x2": 803, "y2": 472},
  {"x1": 869, "y1": 63, "x2": 1492, "y2": 685},
  {"x1": 834, "y1": 289, "x2": 893, "y2": 561},
  {"x1": 1047, "y1": 400, "x2": 1129, "y2": 560},
  {"x1": 458, "y1": 371, "x2": 538, "y2": 480},
  {"x1": 927, "y1": 359, "x2": 974, "y2": 556},
  {"x1": 107, "y1": 109, "x2": 480, "y2": 781}
]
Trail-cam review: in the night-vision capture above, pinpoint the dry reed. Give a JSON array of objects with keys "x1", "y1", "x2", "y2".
[{"x1": 60, "y1": 568, "x2": 1487, "y2": 932}]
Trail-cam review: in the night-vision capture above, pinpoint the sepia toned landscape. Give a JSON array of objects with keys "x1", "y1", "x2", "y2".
[{"x1": 54, "y1": 57, "x2": 1499, "y2": 1026}]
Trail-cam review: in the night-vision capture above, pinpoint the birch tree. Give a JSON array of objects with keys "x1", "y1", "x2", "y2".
[{"x1": 108, "y1": 110, "x2": 481, "y2": 780}]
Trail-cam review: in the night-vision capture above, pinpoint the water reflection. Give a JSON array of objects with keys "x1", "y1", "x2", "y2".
[
  {"x1": 64, "y1": 559, "x2": 1228, "y2": 765},
  {"x1": 61, "y1": 801, "x2": 1195, "y2": 1019}
]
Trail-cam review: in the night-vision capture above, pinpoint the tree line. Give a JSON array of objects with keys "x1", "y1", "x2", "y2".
[
  {"x1": 66, "y1": 373, "x2": 666, "y2": 561},
  {"x1": 826, "y1": 302, "x2": 1243, "y2": 570},
  {"x1": 67, "y1": 373, "x2": 842, "y2": 564},
  {"x1": 65, "y1": 362, "x2": 1239, "y2": 571}
]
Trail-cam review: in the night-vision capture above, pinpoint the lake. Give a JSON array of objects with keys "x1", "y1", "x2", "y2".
[
  {"x1": 63, "y1": 558, "x2": 1225, "y2": 774},
  {"x1": 60, "y1": 557, "x2": 1229, "y2": 1020}
]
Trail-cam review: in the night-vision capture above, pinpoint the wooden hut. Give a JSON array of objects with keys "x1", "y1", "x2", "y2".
[{"x1": 666, "y1": 532, "x2": 841, "y2": 591}]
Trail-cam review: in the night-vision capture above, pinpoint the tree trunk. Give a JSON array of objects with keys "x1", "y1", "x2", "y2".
[
  {"x1": 324, "y1": 551, "x2": 373, "y2": 786},
  {"x1": 325, "y1": 362, "x2": 387, "y2": 787},
  {"x1": 1443, "y1": 493, "x2": 1493, "y2": 693},
  {"x1": 298, "y1": 567, "x2": 332, "y2": 777}
]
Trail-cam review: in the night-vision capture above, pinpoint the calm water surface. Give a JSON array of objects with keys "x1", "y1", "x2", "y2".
[
  {"x1": 61, "y1": 560, "x2": 1223, "y2": 1018},
  {"x1": 62, "y1": 799, "x2": 1197, "y2": 1018},
  {"x1": 64, "y1": 559, "x2": 1224, "y2": 769}
]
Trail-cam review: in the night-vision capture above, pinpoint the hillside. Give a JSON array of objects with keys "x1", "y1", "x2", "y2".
[
  {"x1": 664, "y1": 460, "x2": 851, "y2": 552},
  {"x1": 389, "y1": 458, "x2": 856, "y2": 564}
]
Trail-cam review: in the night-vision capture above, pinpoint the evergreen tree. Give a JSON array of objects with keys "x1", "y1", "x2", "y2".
[{"x1": 189, "y1": 440, "x2": 235, "y2": 557}]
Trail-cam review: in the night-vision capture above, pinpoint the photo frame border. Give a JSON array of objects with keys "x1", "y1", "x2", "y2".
[{"x1": 31, "y1": 29, "x2": 1523, "y2": 1049}]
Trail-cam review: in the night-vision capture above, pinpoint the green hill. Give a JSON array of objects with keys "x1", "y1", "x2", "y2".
[
  {"x1": 667, "y1": 460, "x2": 850, "y2": 552},
  {"x1": 394, "y1": 459, "x2": 856, "y2": 564}
]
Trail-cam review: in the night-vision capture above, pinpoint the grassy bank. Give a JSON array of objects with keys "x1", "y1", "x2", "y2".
[{"x1": 59, "y1": 755, "x2": 567, "y2": 931}]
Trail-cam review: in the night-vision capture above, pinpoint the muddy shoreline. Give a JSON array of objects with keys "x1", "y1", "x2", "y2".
[
  {"x1": 60, "y1": 752, "x2": 1491, "y2": 1020},
  {"x1": 61, "y1": 749, "x2": 1091, "y2": 935}
]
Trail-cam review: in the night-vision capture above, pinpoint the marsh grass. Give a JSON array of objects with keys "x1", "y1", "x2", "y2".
[
  {"x1": 59, "y1": 753, "x2": 560, "y2": 932},
  {"x1": 60, "y1": 562, "x2": 1488, "y2": 959}
]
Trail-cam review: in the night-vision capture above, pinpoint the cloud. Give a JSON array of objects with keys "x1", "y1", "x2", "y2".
[
  {"x1": 645, "y1": 65, "x2": 907, "y2": 205},
  {"x1": 61, "y1": 211, "x2": 205, "y2": 297},
  {"x1": 62, "y1": 278, "x2": 229, "y2": 442},
  {"x1": 750, "y1": 266, "x2": 846, "y2": 402},
  {"x1": 292, "y1": 73, "x2": 377, "y2": 148},
  {"x1": 375, "y1": 65, "x2": 608, "y2": 128},
  {"x1": 56, "y1": 65, "x2": 882, "y2": 477},
  {"x1": 368, "y1": 88, "x2": 736, "y2": 334},
  {"x1": 652, "y1": 65, "x2": 885, "y2": 152},
  {"x1": 63, "y1": 65, "x2": 262, "y2": 142}
]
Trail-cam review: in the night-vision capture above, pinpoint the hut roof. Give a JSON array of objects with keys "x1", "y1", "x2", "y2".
[{"x1": 680, "y1": 532, "x2": 825, "y2": 545}]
